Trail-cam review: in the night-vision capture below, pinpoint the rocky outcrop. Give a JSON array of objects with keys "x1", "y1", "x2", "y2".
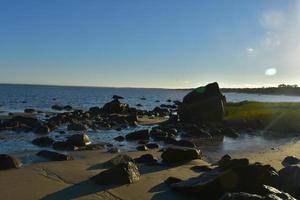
[
  {"x1": 161, "y1": 147, "x2": 202, "y2": 164},
  {"x1": 278, "y1": 165, "x2": 300, "y2": 198},
  {"x1": 0, "y1": 154, "x2": 22, "y2": 170},
  {"x1": 178, "y1": 82, "x2": 226, "y2": 123},
  {"x1": 92, "y1": 161, "x2": 140, "y2": 185},
  {"x1": 102, "y1": 99, "x2": 129, "y2": 114}
]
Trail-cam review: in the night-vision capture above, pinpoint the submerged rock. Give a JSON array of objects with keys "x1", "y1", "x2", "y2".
[
  {"x1": 92, "y1": 161, "x2": 140, "y2": 185},
  {"x1": 36, "y1": 150, "x2": 73, "y2": 161},
  {"x1": 161, "y1": 147, "x2": 202, "y2": 164},
  {"x1": 178, "y1": 82, "x2": 226, "y2": 123},
  {"x1": 32, "y1": 137, "x2": 54, "y2": 147},
  {"x1": 0, "y1": 154, "x2": 22, "y2": 170}
]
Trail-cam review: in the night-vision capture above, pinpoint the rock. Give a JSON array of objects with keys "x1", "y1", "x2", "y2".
[
  {"x1": 104, "y1": 154, "x2": 135, "y2": 167},
  {"x1": 112, "y1": 95, "x2": 124, "y2": 100},
  {"x1": 178, "y1": 82, "x2": 226, "y2": 123},
  {"x1": 108, "y1": 147, "x2": 121, "y2": 153},
  {"x1": 36, "y1": 150, "x2": 73, "y2": 161},
  {"x1": 34, "y1": 124, "x2": 51, "y2": 134},
  {"x1": 171, "y1": 163, "x2": 279, "y2": 199},
  {"x1": 125, "y1": 129, "x2": 150, "y2": 141},
  {"x1": 136, "y1": 145, "x2": 148, "y2": 151},
  {"x1": 32, "y1": 137, "x2": 54, "y2": 147},
  {"x1": 190, "y1": 165, "x2": 212, "y2": 172},
  {"x1": 67, "y1": 123, "x2": 87, "y2": 131},
  {"x1": 114, "y1": 136, "x2": 125, "y2": 142},
  {"x1": 146, "y1": 143, "x2": 159, "y2": 149},
  {"x1": 0, "y1": 154, "x2": 22, "y2": 170},
  {"x1": 51, "y1": 105, "x2": 63, "y2": 111},
  {"x1": 63, "y1": 105, "x2": 72, "y2": 111},
  {"x1": 218, "y1": 157, "x2": 249, "y2": 171},
  {"x1": 282, "y1": 156, "x2": 300, "y2": 166},
  {"x1": 102, "y1": 99, "x2": 129, "y2": 114},
  {"x1": 161, "y1": 147, "x2": 202, "y2": 164},
  {"x1": 78, "y1": 143, "x2": 106, "y2": 151},
  {"x1": 67, "y1": 134, "x2": 91, "y2": 147},
  {"x1": 164, "y1": 177, "x2": 183, "y2": 185},
  {"x1": 11, "y1": 116, "x2": 40, "y2": 128},
  {"x1": 260, "y1": 185, "x2": 297, "y2": 200},
  {"x1": 134, "y1": 154, "x2": 157, "y2": 164},
  {"x1": 136, "y1": 104, "x2": 143, "y2": 107},
  {"x1": 24, "y1": 108, "x2": 35, "y2": 113},
  {"x1": 278, "y1": 165, "x2": 300, "y2": 197},
  {"x1": 175, "y1": 139, "x2": 196, "y2": 148},
  {"x1": 89, "y1": 107, "x2": 102, "y2": 115},
  {"x1": 92, "y1": 161, "x2": 140, "y2": 185},
  {"x1": 53, "y1": 141, "x2": 77, "y2": 151}
]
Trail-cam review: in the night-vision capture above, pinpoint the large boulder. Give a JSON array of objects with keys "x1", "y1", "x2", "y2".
[
  {"x1": 104, "y1": 154, "x2": 135, "y2": 167},
  {"x1": 102, "y1": 99, "x2": 129, "y2": 114},
  {"x1": 92, "y1": 161, "x2": 140, "y2": 185},
  {"x1": 178, "y1": 82, "x2": 226, "y2": 123},
  {"x1": 278, "y1": 165, "x2": 300, "y2": 197},
  {"x1": 161, "y1": 147, "x2": 202, "y2": 164},
  {"x1": 32, "y1": 137, "x2": 54, "y2": 147},
  {"x1": 0, "y1": 154, "x2": 22, "y2": 170},
  {"x1": 171, "y1": 163, "x2": 278, "y2": 199}
]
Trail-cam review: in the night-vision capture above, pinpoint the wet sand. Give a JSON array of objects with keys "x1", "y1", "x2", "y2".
[{"x1": 1, "y1": 138, "x2": 300, "y2": 200}]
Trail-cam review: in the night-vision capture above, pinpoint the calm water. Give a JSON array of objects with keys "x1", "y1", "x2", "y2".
[
  {"x1": 1, "y1": 84, "x2": 300, "y2": 160},
  {"x1": 1, "y1": 84, "x2": 300, "y2": 113}
]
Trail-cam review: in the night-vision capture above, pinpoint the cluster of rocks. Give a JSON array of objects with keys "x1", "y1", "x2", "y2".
[{"x1": 166, "y1": 154, "x2": 300, "y2": 199}]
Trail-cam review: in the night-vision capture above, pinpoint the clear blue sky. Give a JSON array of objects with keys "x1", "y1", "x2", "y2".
[{"x1": 0, "y1": 0, "x2": 299, "y2": 88}]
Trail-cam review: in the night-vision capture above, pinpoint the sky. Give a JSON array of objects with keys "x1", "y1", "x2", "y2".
[{"x1": 0, "y1": 0, "x2": 300, "y2": 88}]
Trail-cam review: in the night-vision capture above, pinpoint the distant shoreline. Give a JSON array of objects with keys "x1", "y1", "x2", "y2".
[{"x1": 2, "y1": 83, "x2": 300, "y2": 97}]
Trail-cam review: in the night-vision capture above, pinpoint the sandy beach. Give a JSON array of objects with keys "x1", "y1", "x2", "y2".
[{"x1": 1, "y1": 137, "x2": 299, "y2": 200}]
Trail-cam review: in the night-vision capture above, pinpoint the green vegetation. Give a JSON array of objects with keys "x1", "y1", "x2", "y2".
[{"x1": 225, "y1": 101, "x2": 300, "y2": 132}]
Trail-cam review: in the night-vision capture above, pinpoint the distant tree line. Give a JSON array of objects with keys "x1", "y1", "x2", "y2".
[{"x1": 221, "y1": 84, "x2": 300, "y2": 96}]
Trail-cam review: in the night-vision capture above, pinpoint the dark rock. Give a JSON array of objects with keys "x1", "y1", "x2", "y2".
[
  {"x1": 114, "y1": 136, "x2": 125, "y2": 142},
  {"x1": 175, "y1": 139, "x2": 196, "y2": 148},
  {"x1": 134, "y1": 154, "x2": 157, "y2": 164},
  {"x1": 11, "y1": 116, "x2": 40, "y2": 128},
  {"x1": 104, "y1": 154, "x2": 134, "y2": 167},
  {"x1": 146, "y1": 143, "x2": 159, "y2": 149},
  {"x1": 51, "y1": 105, "x2": 63, "y2": 111},
  {"x1": 218, "y1": 158, "x2": 250, "y2": 171},
  {"x1": 78, "y1": 143, "x2": 106, "y2": 151},
  {"x1": 164, "y1": 177, "x2": 182, "y2": 185},
  {"x1": 34, "y1": 124, "x2": 51, "y2": 134},
  {"x1": 89, "y1": 107, "x2": 102, "y2": 115},
  {"x1": 282, "y1": 156, "x2": 300, "y2": 166},
  {"x1": 278, "y1": 165, "x2": 300, "y2": 197},
  {"x1": 36, "y1": 150, "x2": 73, "y2": 161},
  {"x1": 108, "y1": 147, "x2": 120, "y2": 153},
  {"x1": 112, "y1": 95, "x2": 124, "y2": 100},
  {"x1": 63, "y1": 105, "x2": 72, "y2": 111},
  {"x1": 136, "y1": 104, "x2": 143, "y2": 107},
  {"x1": 161, "y1": 147, "x2": 202, "y2": 164},
  {"x1": 32, "y1": 137, "x2": 54, "y2": 147},
  {"x1": 92, "y1": 161, "x2": 140, "y2": 185},
  {"x1": 24, "y1": 108, "x2": 35, "y2": 113},
  {"x1": 136, "y1": 145, "x2": 148, "y2": 151},
  {"x1": 67, "y1": 123, "x2": 87, "y2": 131},
  {"x1": 53, "y1": 141, "x2": 77, "y2": 151},
  {"x1": 67, "y1": 134, "x2": 91, "y2": 147},
  {"x1": 171, "y1": 163, "x2": 279, "y2": 199},
  {"x1": 190, "y1": 165, "x2": 212, "y2": 172},
  {"x1": 102, "y1": 99, "x2": 129, "y2": 114},
  {"x1": 125, "y1": 129, "x2": 150, "y2": 141},
  {"x1": 260, "y1": 184, "x2": 297, "y2": 200},
  {"x1": 178, "y1": 82, "x2": 226, "y2": 123},
  {"x1": 0, "y1": 154, "x2": 22, "y2": 170}
]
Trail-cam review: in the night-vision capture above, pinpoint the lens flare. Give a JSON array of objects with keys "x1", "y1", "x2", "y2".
[{"x1": 265, "y1": 68, "x2": 277, "y2": 76}]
